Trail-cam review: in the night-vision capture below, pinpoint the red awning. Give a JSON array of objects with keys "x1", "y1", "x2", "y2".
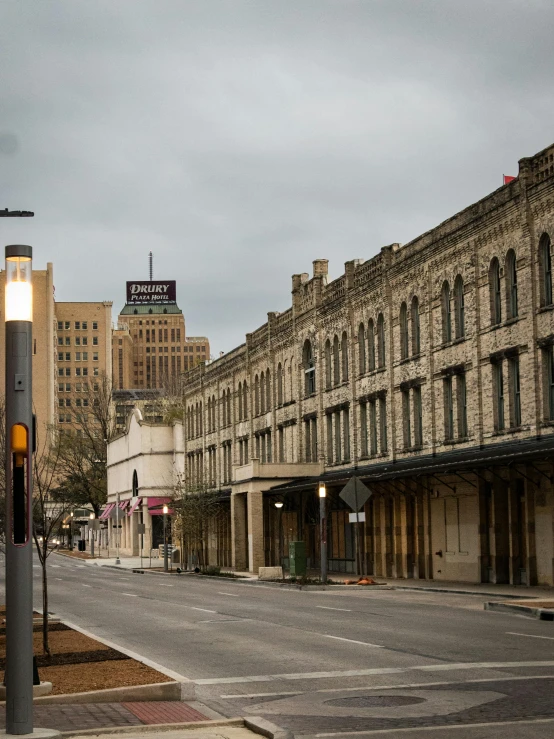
[
  {"x1": 99, "y1": 503, "x2": 115, "y2": 520},
  {"x1": 127, "y1": 497, "x2": 142, "y2": 516},
  {"x1": 146, "y1": 496, "x2": 173, "y2": 515},
  {"x1": 119, "y1": 500, "x2": 129, "y2": 509}
]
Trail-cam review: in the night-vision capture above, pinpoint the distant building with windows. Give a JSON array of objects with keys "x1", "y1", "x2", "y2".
[
  {"x1": 174, "y1": 141, "x2": 554, "y2": 587},
  {"x1": 112, "y1": 278, "x2": 209, "y2": 392}
]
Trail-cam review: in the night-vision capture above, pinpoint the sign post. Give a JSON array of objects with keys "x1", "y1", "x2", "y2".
[{"x1": 339, "y1": 476, "x2": 372, "y2": 578}]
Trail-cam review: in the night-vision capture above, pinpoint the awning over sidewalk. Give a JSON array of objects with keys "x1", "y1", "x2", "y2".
[
  {"x1": 99, "y1": 503, "x2": 115, "y2": 520},
  {"x1": 119, "y1": 500, "x2": 129, "y2": 510},
  {"x1": 127, "y1": 497, "x2": 142, "y2": 516},
  {"x1": 147, "y1": 496, "x2": 173, "y2": 515}
]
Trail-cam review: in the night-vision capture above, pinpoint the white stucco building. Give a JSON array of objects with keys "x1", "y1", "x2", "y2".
[{"x1": 105, "y1": 408, "x2": 184, "y2": 555}]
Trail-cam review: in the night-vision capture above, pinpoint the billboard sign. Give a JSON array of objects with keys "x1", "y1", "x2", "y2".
[{"x1": 126, "y1": 281, "x2": 176, "y2": 305}]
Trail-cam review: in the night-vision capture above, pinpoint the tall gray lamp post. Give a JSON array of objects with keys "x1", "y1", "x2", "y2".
[
  {"x1": 4, "y1": 244, "x2": 34, "y2": 734},
  {"x1": 319, "y1": 483, "x2": 327, "y2": 584}
]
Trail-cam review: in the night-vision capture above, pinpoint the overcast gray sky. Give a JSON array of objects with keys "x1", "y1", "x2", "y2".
[{"x1": 1, "y1": 1, "x2": 553, "y2": 354}]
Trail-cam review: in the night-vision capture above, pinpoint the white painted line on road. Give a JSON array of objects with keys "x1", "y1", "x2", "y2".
[
  {"x1": 33, "y1": 565, "x2": 39, "y2": 569},
  {"x1": 159, "y1": 584, "x2": 173, "y2": 587},
  {"x1": 122, "y1": 593, "x2": 138, "y2": 597},
  {"x1": 55, "y1": 578, "x2": 63, "y2": 581},
  {"x1": 51, "y1": 565, "x2": 61, "y2": 568},
  {"x1": 324, "y1": 635, "x2": 382, "y2": 648},
  {"x1": 316, "y1": 606, "x2": 351, "y2": 612},
  {"x1": 82, "y1": 584, "x2": 92, "y2": 588},
  {"x1": 507, "y1": 631, "x2": 554, "y2": 641},
  {"x1": 191, "y1": 607, "x2": 217, "y2": 613},
  {"x1": 314, "y1": 717, "x2": 554, "y2": 736},
  {"x1": 218, "y1": 592, "x2": 239, "y2": 597},
  {"x1": 194, "y1": 659, "x2": 554, "y2": 685}
]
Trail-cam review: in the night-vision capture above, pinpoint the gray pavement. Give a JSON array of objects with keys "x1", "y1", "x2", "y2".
[{"x1": 4, "y1": 554, "x2": 554, "y2": 736}]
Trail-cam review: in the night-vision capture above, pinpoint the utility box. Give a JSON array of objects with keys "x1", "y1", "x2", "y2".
[{"x1": 289, "y1": 541, "x2": 307, "y2": 578}]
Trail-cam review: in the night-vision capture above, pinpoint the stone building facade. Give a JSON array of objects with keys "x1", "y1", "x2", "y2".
[{"x1": 182, "y1": 142, "x2": 554, "y2": 586}]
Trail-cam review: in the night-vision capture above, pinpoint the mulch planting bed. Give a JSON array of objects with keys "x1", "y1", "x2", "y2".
[{"x1": 0, "y1": 606, "x2": 169, "y2": 695}]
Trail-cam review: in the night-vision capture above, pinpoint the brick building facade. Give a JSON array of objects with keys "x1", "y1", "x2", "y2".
[{"x1": 180, "y1": 142, "x2": 554, "y2": 585}]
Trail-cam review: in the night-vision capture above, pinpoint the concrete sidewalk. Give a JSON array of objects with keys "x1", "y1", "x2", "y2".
[{"x1": 63, "y1": 717, "x2": 289, "y2": 739}]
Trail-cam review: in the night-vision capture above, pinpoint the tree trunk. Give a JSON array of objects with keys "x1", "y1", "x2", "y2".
[{"x1": 42, "y1": 552, "x2": 51, "y2": 658}]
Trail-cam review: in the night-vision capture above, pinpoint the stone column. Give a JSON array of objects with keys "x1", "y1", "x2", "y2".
[
  {"x1": 247, "y1": 490, "x2": 265, "y2": 574},
  {"x1": 492, "y1": 477, "x2": 510, "y2": 583},
  {"x1": 231, "y1": 492, "x2": 247, "y2": 570},
  {"x1": 525, "y1": 468, "x2": 538, "y2": 586},
  {"x1": 130, "y1": 512, "x2": 139, "y2": 556}
]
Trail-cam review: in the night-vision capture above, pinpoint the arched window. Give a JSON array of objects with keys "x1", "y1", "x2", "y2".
[
  {"x1": 489, "y1": 257, "x2": 502, "y2": 325},
  {"x1": 303, "y1": 339, "x2": 316, "y2": 396},
  {"x1": 341, "y1": 331, "x2": 349, "y2": 382},
  {"x1": 238, "y1": 382, "x2": 243, "y2": 421},
  {"x1": 132, "y1": 470, "x2": 138, "y2": 497},
  {"x1": 505, "y1": 249, "x2": 518, "y2": 319},
  {"x1": 289, "y1": 358, "x2": 294, "y2": 401},
  {"x1": 441, "y1": 281, "x2": 451, "y2": 343},
  {"x1": 254, "y1": 375, "x2": 260, "y2": 416},
  {"x1": 242, "y1": 384, "x2": 248, "y2": 419},
  {"x1": 265, "y1": 369, "x2": 271, "y2": 411},
  {"x1": 260, "y1": 371, "x2": 265, "y2": 413},
  {"x1": 212, "y1": 394, "x2": 216, "y2": 429},
  {"x1": 199, "y1": 401, "x2": 203, "y2": 435},
  {"x1": 221, "y1": 391, "x2": 227, "y2": 426},
  {"x1": 227, "y1": 388, "x2": 232, "y2": 424},
  {"x1": 540, "y1": 233, "x2": 553, "y2": 307},
  {"x1": 207, "y1": 397, "x2": 212, "y2": 432},
  {"x1": 358, "y1": 323, "x2": 366, "y2": 375},
  {"x1": 377, "y1": 313, "x2": 385, "y2": 368},
  {"x1": 282, "y1": 360, "x2": 288, "y2": 403},
  {"x1": 411, "y1": 296, "x2": 420, "y2": 355},
  {"x1": 325, "y1": 339, "x2": 332, "y2": 389},
  {"x1": 454, "y1": 275, "x2": 465, "y2": 339},
  {"x1": 277, "y1": 363, "x2": 283, "y2": 406},
  {"x1": 194, "y1": 402, "x2": 198, "y2": 437},
  {"x1": 333, "y1": 335, "x2": 340, "y2": 385},
  {"x1": 399, "y1": 302, "x2": 408, "y2": 360},
  {"x1": 368, "y1": 319, "x2": 376, "y2": 371}
]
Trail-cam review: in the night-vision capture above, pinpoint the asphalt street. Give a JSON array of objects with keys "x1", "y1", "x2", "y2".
[{"x1": 3, "y1": 554, "x2": 554, "y2": 737}]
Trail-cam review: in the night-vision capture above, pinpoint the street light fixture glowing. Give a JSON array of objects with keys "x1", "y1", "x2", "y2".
[
  {"x1": 318, "y1": 483, "x2": 326, "y2": 498},
  {"x1": 5, "y1": 248, "x2": 32, "y2": 322},
  {"x1": 89, "y1": 512, "x2": 95, "y2": 520},
  {"x1": 274, "y1": 501, "x2": 284, "y2": 509},
  {"x1": 162, "y1": 504, "x2": 169, "y2": 515}
]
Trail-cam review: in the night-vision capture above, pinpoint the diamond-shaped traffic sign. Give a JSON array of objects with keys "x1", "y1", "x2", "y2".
[{"x1": 339, "y1": 476, "x2": 372, "y2": 512}]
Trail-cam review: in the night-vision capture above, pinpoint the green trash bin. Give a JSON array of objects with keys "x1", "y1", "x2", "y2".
[{"x1": 289, "y1": 541, "x2": 307, "y2": 578}]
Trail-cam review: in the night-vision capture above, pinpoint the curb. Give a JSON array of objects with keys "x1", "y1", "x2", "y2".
[
  {"x1": 485, "y1": 601, "x2": 554, "y2": 620},
  {"x1": 245, "y1": 716, "x2": 294, "y2": 739},
  {"x1": 59, "y1": 718, "x2": 244, "y2": 737},
  {"x1": 34, "y1": 681, "x2": 181, "y2": 705}
]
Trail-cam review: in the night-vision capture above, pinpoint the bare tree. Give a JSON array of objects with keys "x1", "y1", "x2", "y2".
[
  {"x1": 32, "y1": 432, "x2": 69, "y2": 657},
  {"x1": 172, "y1": 475, "x2": 224, "y2": 569}
]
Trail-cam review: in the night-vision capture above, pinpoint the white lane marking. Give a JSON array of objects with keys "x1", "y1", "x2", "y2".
[
  {"x1": 122, "y1": 593, "x2": 138, "y2": 597},
  {"x1": 222, "y1": 674, "x2": 554, "y2": 700},
  {"x1": 314, "y1": 717, "x2": 554, "y2": 736},
  {"x1": 55, "y1": 578, "x2": 63, "y2": 581},
  {"x1": 191, "y1": 607, "x2": 217, "y2": 613},
  {"x1": 159, "y1": 584, "x2": 174, "y2": 587},
  {"x1": 507, "y1": 631, "x2": 554, "y2": 641},
  {"x1": 194, "y1": 659, "x2": 554, "y2": 685},
  {"x1": 316, "y1": 606, "x2": 351, "y2": 612},
  {"x1": 82, "y1": 584, "x2": 92, "y2": 588},
  {"x1": 219, "y1": 592, "x2": 239, "y2": 597},
  {"x1": 324, "y1": 635, "x2": 382, "y2": 648},
  {"x1": 33, "y1": 565, "x2": 40, "y2": 569},
  {"x1": 51, "y1": 565, "x2": 61, "y2": 568}
]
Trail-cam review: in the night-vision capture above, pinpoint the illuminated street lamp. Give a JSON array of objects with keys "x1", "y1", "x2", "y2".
[
  {"x1": 89, "y1": 512, "x2": 95, "y2": 558},
  {"x1": 163, "y1": 504, "x2": 169, "y2": 573},
  {"x1": 318, "y1": 483, "x2": 327, "y2": 584},
  {"x1": 4, "y1": 244, "x2": 34, "y2": 734}
]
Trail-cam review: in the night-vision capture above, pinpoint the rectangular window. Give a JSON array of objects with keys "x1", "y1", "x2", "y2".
[
  {"x1": 82, "y1": 352, "x2": 88, "y2": 361},
  {"x1": 327, "y1": 414, "x2": 334, "y2": 463},
  {"x1": 75, "y1": 383, "x2": 81, "y2": 392},
  {"x1": 64, "y1": 321, "x2": 70, "y2": 330},
  {"x1": 65, "y1": 368, "x2": 70, "y2": 376},
  {"x1": 510, "y1": 355, "x2": 521, "y2": 427},
  {"x1": 93, "y1": 352, "x2": 98, "y2": 361},
  {"x1": 92, "y1": 321, "x2": 98, "y2": 330},
  {"x1": 413, "y1": 386, "x2": 423, "y2": 447},
  {"x1": 65, "y1": 337, "x2": 70, "y2": 345},
  {"x1": 343, "y1": 408, "x2": 350, "y2": 461},
  {"x1": 278, "y1": 427, "x2": 284, "y2": 463},
  {"x1": 75, "y1": 321, "x2": 80, "y2": 330},
  {"x1": 75, "y1": 352, "x2": 81, "y2": 361},
  {"x1": 402, "y1": 389, "x2": 411, "y2": 448},
  {"x1": 57, "y1": 321, "x2": 63, "y2": 330},
  {"x1": 84, "y1": 368, "x2": 90, "y2": 376},
  {"x1": 58, "y1": 352, "x2": 64, "y2": 361},
  {"x1": 82, "y1": 337, "x2": 88, "y2": 346},
  {"x1": 334, "y1": 411, "x2": 342, "y2": 463},
  {"x1": 65, "y1": 352, "x2": 71, "y2": 361},
  {"x1": 305, "y1": 420, "x2": 312, "y2": 462},
  {"x1": 360, "y1": 402, "x2": 368, "y2": 457},
  {"x1": 369, "y1": 399, "x2": 378, "y2": 456},
  {"x1": 546, "y1": 346, "x2": 554, "y2": 421},
  {"x1": 58, "y1": 368, "x2": 64, "y2": 377},
  {"x1": 75, "y1": 368, "x2": 81, "y2": 376},
  {"x1": 311, "y1": 418, "x2": 317, "y2": 463},
  {"x1": 66, "y1": 383, "x2": 71, "y2": 391},
  {"x1": 93, "y1": 336, "x2": 98, "y2": 345},
  {"x1": 92, "y1": 367, "x2": 97, "y2": 376},
  {"x1": 443, "y1": 377, "x2": 454, "y2": 440},
  {"x1": 82, "y1": 321, "x2": 87, "y2": 330},
  {"x1": 57, "y1": 337, "x2": 63, "y2": 346},
  {"x1": 456, "y1": 373, "x2": 468, "y2": 438},
  {"x1": 379, "y1": 396, "x2": 388, "y2": 453},
  {"x1": 58, "y1": 383, "x2": 64, "y2": 392},
  {"x1": 75, "y1": 337, "x2": 81, "y2": 346},
  {"x1": 65, "y1": 398, "x2": 71, "y2": 407},
  {"x1": 494, "y1": 361, "x2": 505, "y2": 431},
  {"x1": 58, "y1": 398, "x2": 64, "y2": 407}
]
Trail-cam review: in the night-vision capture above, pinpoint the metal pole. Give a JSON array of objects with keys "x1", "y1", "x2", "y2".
[
  {"x1": 115, "y1": 493, "x2": 120, "y2": 565},
  {"x1": 163, "y1": 512, "x2": 168, "y2": 572},
  {"x1": 320, "y1": 494, "x2": 327, "y2": 584},
  {"x1": 5, "y1": 244, "x2": 33, "y2": 735},
  {"x1": 90, "y1": 529, "x2": 94, "y2": 558}
]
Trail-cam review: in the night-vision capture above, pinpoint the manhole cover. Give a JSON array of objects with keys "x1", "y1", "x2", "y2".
[{"x1": 325, "y1": 695, "x2": 426, "y2": 708}]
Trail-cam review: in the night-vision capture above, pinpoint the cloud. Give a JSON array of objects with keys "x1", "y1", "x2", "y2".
[{"x1": 1, "y1": 0, "x2": 553, "y2": 354}]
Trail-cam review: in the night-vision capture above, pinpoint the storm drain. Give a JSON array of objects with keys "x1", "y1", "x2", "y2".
[{"x1": 325, "y1": 695, "x2": 426, "y2": 708}]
